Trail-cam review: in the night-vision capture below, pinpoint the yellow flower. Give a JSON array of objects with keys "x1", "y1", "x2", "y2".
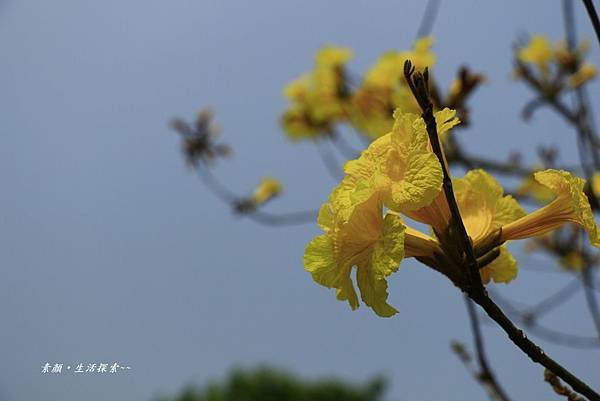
[
  {"x1": 344, "y1": 109, "x2": 458, "y2": 214},
  {"x1": 567, "y1": 62, "x2": 597, "y2": 88},
  {"x1": 281, "y1": 46, "x2": 353, "y2": 141},
  {"x1": 315, "y1": 46, "x2": 353, "y2": 67},
  {"x1": 280, "y1": 107, "x2": 322, "y2": 140},
  {"x1": 284, "y1": 74, "x2": 312, "y2": 102},
  {"x1": 518, "y1": 35, "x2": 554, "y2": 74},
  {"x1": 362, "y1": 37, "x2": 435, "y2": 88},
  {"x1": 451, "y1": 170, "x2": 526, "y2": 283},
  {"x1": 501, "y1": 169, "x2": 600, "y2": 247},
  {"x1": 251, "y1": 177, "x2": 282, "y2": 205},
  {"x1": 406, "y1": 169, "x2": 525, "y2": 283},
  {"x1": 453, "y1": 170, "x2": 526, "y2": 244},
  {"x1": 304, "y1": 191, "x2": 406, "y2": 317},
  {"x1": 364, "y1": 52, "x2": 404, "y2": 88},
  {"x1": 349, "y1": 37, "x2": 437, "y2": 139},
  {"x1": 401, "y1": 36, "x2": 436, "y2": 71}
]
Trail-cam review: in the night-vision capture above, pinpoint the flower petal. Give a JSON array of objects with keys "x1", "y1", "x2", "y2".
[
  {"x1": 453, "y1": 169, "x2": 525, "y2": 243},
  {"x1": 355, "y1": 213, "x2": 405, "y2": 317},
  {"x1": 304, "y1": 234, "x2": 342, "y2": 288},
  {"x1": 535, "y1": 169, "x2": 600, "y2": 247},
  {"x1": 480, "y1": 246, "x2": 518, "y2": 284}
]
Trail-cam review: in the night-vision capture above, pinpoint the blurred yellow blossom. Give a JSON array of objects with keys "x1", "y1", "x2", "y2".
[
  {"x1": 567, "y1": 63, "x2": 597, "y2": 88},
  {"x1": 518, "y1": 35, "x2": 554, "y2": 74},
  {"x1": 281, "y1": 46, "x2": 353, "y2": 141},
  {"x1": 251, "y1": 177, "x2": 283, "y2": 205},
  {"x1": 349, "y1": 37, "x2": 437, "y2": 139}
]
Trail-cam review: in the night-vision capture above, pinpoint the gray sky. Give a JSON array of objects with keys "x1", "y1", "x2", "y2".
[{"x1": 1, "y1": 1, "x2": 599, "y2": 400}]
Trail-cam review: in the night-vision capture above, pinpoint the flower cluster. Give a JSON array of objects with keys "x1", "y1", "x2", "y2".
[
  {"x1": 516, "y1": 34, "x2": 597, "y2": 89},
  {"x1": 281, "y1": 47, "x2": 353, "y2": 141},
  {"x1": 281, "y1": 38, "x2": 440, "y2": 142},
  {"x1": 304, "y1": 107, "x2": 600, "y2": 317}
]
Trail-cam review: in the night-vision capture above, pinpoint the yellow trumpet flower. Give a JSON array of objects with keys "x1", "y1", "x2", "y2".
[
  {"x1": 304, "y1": 105, "x2": 600, "y2": 316},
  {"x1": 501, "y1": 170, "x2": 600, "y2": 247}
]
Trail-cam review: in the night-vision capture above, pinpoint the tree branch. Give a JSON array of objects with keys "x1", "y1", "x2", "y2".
[
  {"x1": 405, "y1": 59, "x2": 600, "y2": 401},
  {"x1": 416, "y1": 0, "x2": 441, "y2": 39}
]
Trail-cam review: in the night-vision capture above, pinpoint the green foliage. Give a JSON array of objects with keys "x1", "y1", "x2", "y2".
[{"x1": 155, "y1": 366, "x2": 389, "y2": 401}]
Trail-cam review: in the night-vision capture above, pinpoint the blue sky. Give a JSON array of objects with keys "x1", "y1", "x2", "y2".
[{"x1": 1, "y1": 1, "x2": 599, "y2": 400}]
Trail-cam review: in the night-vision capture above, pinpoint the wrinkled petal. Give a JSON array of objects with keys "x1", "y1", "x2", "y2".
[
  {"x1": 453, "y1": 169, "x2": 525, "y2": 243},
  {"x1": 535, "y1": 170, "x2": 600, "y2": 246},
  {"x1": 335, "y1": 275, "x2": 359, "y2": 310},
  {"x1": 353, "y1": 213, "x2": 406, "y2": 317},
  {"x1": 435, "y1": 108, "x2": 461, "y2": 135},
  {"x1": 304, "y1": 234, "x2": 342, "y2": 288},
  {"x1": 356, "y1": 264, "x2": 398, "y2": 317}
]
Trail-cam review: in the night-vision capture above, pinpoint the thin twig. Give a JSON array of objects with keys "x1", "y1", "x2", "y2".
[
  {"x1": 197, "y1": 166, "x2": 317, "y2": 227},
  {"x1": 316, "y1": 140, "x2": 345, "y2": 181},
  {"x1": 473, "y1": 293, "x2": 600, "y2": 400},
  {"x1": 524, "y1": 278, "x2": 581, "y2": 319},
  {"x1": 329, "y1": 130, "x2": 360, "y2": 160},
  {"x1": 416, "y1": 0, "x2": 441, "y2": 39},
  {"x1": 464, "y1": 297, "x2": 514, "y2": 401},
  {"x1": 247, "y1": 209, "x2": 318, "y2": 227},
  {"x1": 489, "y1": 289, "x2": 600, "y2": 349},
  {"x1": 197, "y1": 164, "x2": 238, "y2": 204},
  {"x1": 582, "y1": 263, "x2": 600, "y2": 338}
]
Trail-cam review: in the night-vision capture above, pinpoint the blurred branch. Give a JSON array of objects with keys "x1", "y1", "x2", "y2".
[
  {"x1": 489, "y1": 288, "x2": 600, "y2": 349},
  {"x1": 246, "y1": 209, "x2": 319, "y2": 227},
  {"x1": 416, "y1": 0, "x2": 441, "y2": 39},
  {"x1": 447, "y1": 144, "x2": 534, "y2": 176},
  {"x1": 197, "y1": 167, "x2": 317, "y2": 226},
  {"x1": 329, "y1": 130, "x2": 360, "y2": 160},
  {"x1": 522, "y1": 278, "x2": 581, "y2": 321},
  {"x1": 460, "y1": 297, "x2": 514, "y2": 401},
  {"x1": 316, "y1": 140, "x2": 345, "y2": 181},
  {"x1": 172, "y1": 111, "x2": 318, "y2": 227},
  {"x1": 582, "y1": 262, "x2": 600, "y2": 337}
]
